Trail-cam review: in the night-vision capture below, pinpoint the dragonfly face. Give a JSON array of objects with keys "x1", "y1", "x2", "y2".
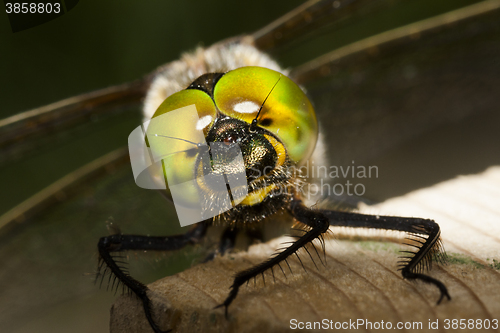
[
  {"x1": 144, "y1": 65, "x2": 318, "y2": 224},
  {"x1": 2, "y1": 1, "x2": 499, "y2": 332}
]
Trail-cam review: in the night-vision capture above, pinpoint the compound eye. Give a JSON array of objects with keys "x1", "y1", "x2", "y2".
[
  {"x1": 152, "y1": 89, "x2": 217, "y2": 135},
  {"x1": 146, "y1": 89, "x2": 217, "y2": 206},
  {"x1": 213, "y1": 66, "x2": 318, "y2": 164}
]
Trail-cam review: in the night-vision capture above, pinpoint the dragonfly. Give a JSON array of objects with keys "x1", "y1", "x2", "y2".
[{"x1": 1, "y1": 0, "x2": 499, "y2": 332}]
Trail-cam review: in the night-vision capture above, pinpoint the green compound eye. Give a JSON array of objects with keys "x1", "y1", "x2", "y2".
[
  {"x1": 214, "y1": 66, "x2": 318, "y2": 164},
  {"x1": 152, "y1": 89, "x2": 217, "y2": 135},
  {"x1": 147, "y1": 89, "x2": 217, "y2": 206}
]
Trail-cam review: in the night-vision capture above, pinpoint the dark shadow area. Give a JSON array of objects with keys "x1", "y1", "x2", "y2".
[{"x1": 360, "y1": 107, "x2": 500, "y2": 201}]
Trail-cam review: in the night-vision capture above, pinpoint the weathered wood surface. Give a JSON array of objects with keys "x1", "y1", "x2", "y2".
[{"x1": 111, "y1": 167, "x2": 500, "y2": 332}]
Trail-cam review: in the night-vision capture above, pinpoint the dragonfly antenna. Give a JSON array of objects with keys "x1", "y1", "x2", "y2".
[
  {"x1": 152, "y1": 134, "x2": 203, "y2": 148},
  {"x1": 250, "y1": 75, "x2": 281, "y2": 131}
]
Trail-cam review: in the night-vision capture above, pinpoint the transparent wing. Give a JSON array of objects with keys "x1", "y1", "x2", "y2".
[
  {"x1": 290, "y1": 1, "x2": 500, "y2": 200},
  {"x1": 1, "y1": 1, "x2": 499, "y2": 332}
]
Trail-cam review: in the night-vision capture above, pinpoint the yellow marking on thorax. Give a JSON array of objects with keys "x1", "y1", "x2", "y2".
[
  {"x1": 240, "y1": 184, "x2": 277, "y2": 206},
  {"x1": 264, "y1": 134, "x2": 286, "y2": 167}
]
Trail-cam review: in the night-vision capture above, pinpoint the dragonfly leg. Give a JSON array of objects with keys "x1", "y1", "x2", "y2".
[
  {"x1": 319, "y1": 209, "x2": 451, "y2": 304},
  {"x1": 97, "y1": 222, "x2": 208, "y2": 333},
  {"x1": 215, "y1": 199, "x2": 329, "y2": 316}
]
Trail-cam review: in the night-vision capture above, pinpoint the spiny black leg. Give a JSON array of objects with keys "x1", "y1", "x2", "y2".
[
  {"x1": 97, "y1": 222, "x2": 208, "y2": 333},
  {"x1": 319, "y1": 210, "x2": 451, "y2": 303},
  {"x1": 203, "y1": 227, "x2": 239, "y2": 262},
  {"x1": 215, "y1": 199, "x2": 329, "y2": 316},
  {"x1": 402, "y1": 271, "x2": 449, "y2": 304}
]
